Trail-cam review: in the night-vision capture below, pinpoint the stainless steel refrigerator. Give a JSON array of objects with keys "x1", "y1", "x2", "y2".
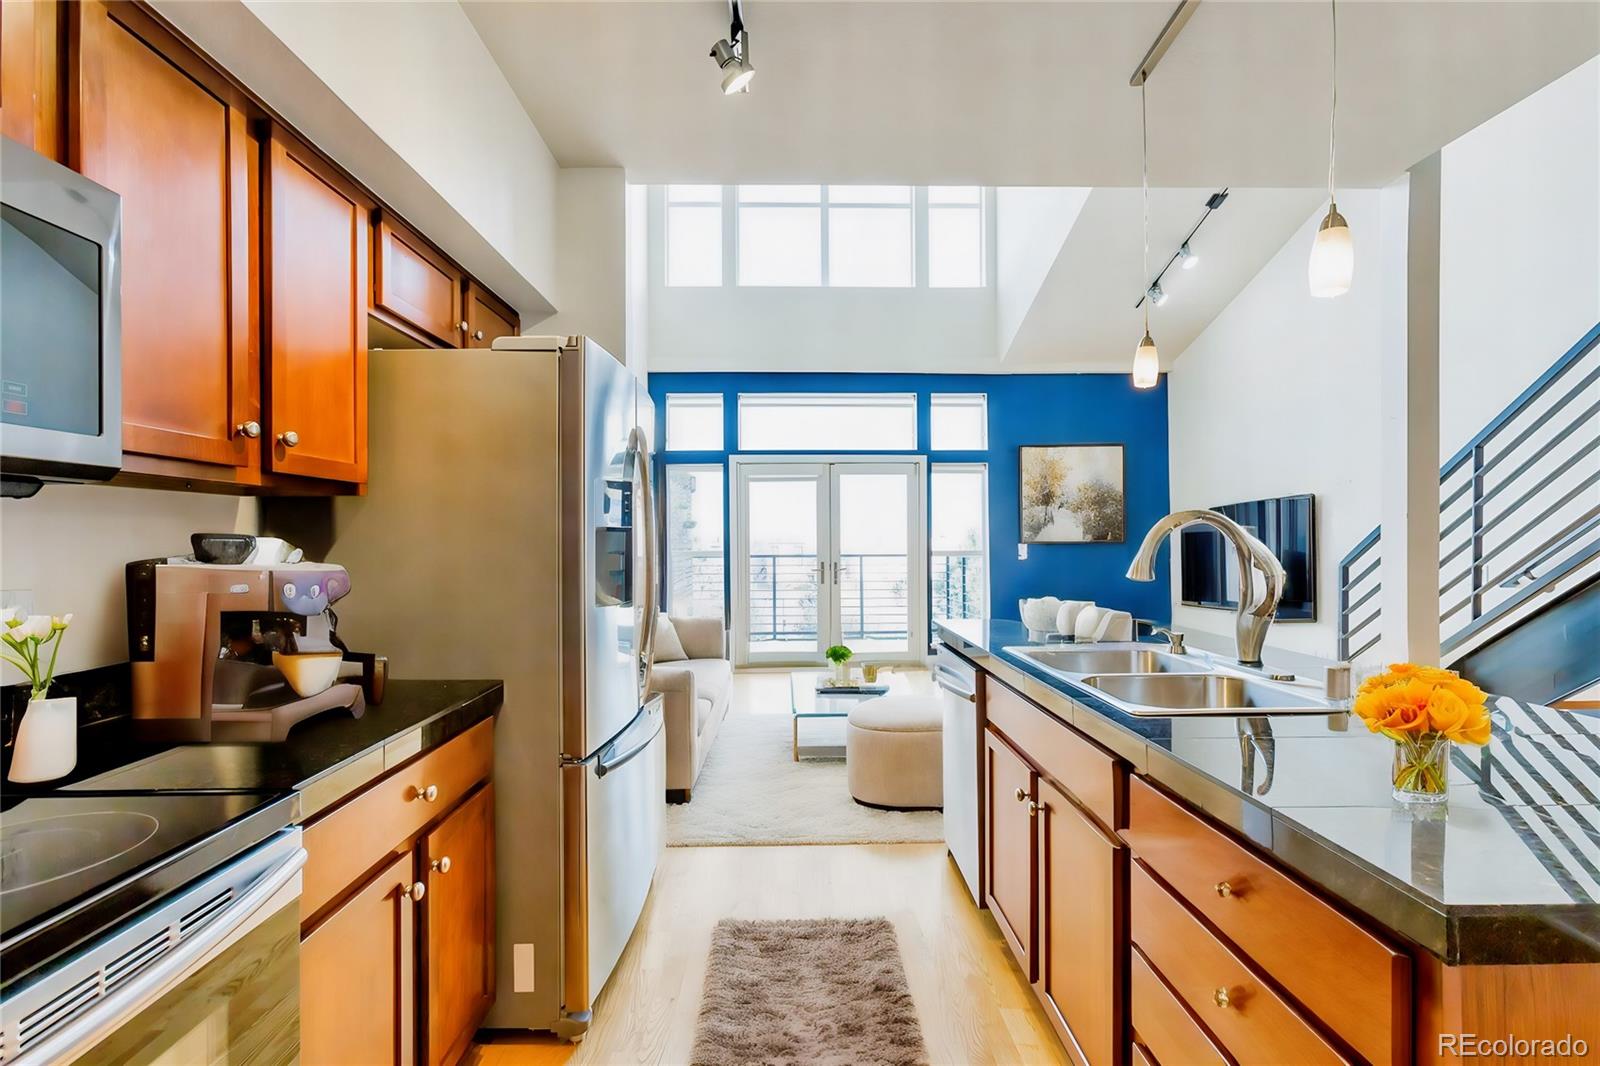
[{"x1": 321, "y1": 336, "x2": 663, "y2": 1039}]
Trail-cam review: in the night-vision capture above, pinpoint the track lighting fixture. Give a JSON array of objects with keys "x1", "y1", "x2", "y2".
[
  {"x1": 1135, "y1": 189, "x2": 1226, "y2": 312},
  {"x1": 1308, "y1": 0, "x2": 1353, "y2": 296},
  {"x1": 1148, "y1": 284, "x2": 1169, "y2": 307},
  {"x1": 710, "y1": 0, "x2": 754, "y2": 95},
  {"x1": 1179, "y1": 242, "x2": 1198, "y2": 270}
]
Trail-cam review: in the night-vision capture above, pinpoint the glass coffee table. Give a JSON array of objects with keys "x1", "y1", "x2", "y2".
[{"x1": 789, "y1": 670, "x2": 904, "y2": 761}]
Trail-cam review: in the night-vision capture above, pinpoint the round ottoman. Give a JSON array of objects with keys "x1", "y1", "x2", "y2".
[{"x1": 846, "y1": 695, "x2": 943, "y2": 810}]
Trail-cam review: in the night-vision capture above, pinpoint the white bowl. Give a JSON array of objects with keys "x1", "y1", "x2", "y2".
[{"x1": 272, "y1": 651, "x2": 342, "y2": 698}]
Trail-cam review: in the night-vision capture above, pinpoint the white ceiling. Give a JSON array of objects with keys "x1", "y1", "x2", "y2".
[
  {"x1": 464, "y1": 0, "x2": 1598, "y2": 188},
  {"x1": 1003, "y1": 186, "x2": 1328, "y2": 370}
]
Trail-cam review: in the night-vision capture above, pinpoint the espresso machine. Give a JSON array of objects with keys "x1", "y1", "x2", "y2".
[{"x1": 126, "y1": 554, "x2": 372, "y2": 742}]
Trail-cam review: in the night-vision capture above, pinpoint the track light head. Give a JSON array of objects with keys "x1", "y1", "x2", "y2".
[
  {"x1": 711, "y1": 2, "x2": 754, "y2": 94},
  {"x1": 1148, "y1": 284, "x2": 1169, "y2": 307},
  {"x1": 1179, "y1": 242, "x2": 1198, "y2": 270}
]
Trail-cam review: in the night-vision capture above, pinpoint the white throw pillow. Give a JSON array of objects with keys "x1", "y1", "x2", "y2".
[{"x1": 653, "y1": 615, "x2": 688, "y2": 662}]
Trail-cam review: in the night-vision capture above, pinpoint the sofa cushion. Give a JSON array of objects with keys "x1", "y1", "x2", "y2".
[
  {"x1": 653, "y1": 615, "x2": 688, "y2": 662},
  {"x1": 695, "y1": 695, "x2": 714, "y2": 735},
  {"x1": 677, "y1": 658, "x2": 731, "y2": 710}
]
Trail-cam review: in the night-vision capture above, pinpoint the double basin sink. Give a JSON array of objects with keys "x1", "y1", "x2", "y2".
[{"x1": 1003, "y1": 643, "x2": 1332, "y2": 718}]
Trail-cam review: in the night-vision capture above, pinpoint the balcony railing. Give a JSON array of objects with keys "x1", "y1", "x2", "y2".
[
  {"x1": 933, "y1": 552, "x2": 985, "y2": 620},
  {"x1": 747, "y1": 552, "x2": 910, "y2": 644}
]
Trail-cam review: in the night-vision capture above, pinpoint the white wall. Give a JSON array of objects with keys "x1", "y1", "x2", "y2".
[
  {"x1": 1166, "y1": 192, "x2": 1388, "y2": 662},
  {"x1": 531, "y1": 169, "x2": 628, "y2": 365},
  {"x1": 646, "y1": 188, "x2": 998, "y2": 373},
  {"x1": 994, "y1": 187, "x2": 1091, "y2": 359},
  {"x1": 1439, "y1": 56, "x2": 1600, "y2": 453},
  {"x1": 625, "y1": 183, "x2": 650, "y2": 384},
  {"x1": 156, "y1": 0, "x2": 560, "y2": 318},
  {"x1": 1, "y1": 488, "x2": 256, "y2": 680}
]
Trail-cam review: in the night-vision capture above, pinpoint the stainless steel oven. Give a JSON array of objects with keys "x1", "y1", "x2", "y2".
[
  {"x1": 0, "y1": 135, "x2": 122, "y2": 492},
  {"x1": 0, "y1": 828, "x2": 304, "y2": 1065}
]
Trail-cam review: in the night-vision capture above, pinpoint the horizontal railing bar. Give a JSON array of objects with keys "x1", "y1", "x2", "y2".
[
  {"x1": 1447, "y1": 473, "x2": 1600, "y2": 579},
  {"x1": 1338, "y1": 527, "x2": 1382, "y2": 572},
  {"x1": 1440, "y1": 514, "x2": 1600, "y2": 622},
  {"x1": 1478, "y1": 376, "x2": 1600, "y2": 481},
  {"x1": 1345, "y1": 606, "x2": 1381, "y2": 639},
  {"x1": 1440, "y1": 322, "x2": 1600, "y2": 479},
  {"x1": 1474, "y1": 433, "x2": 1598, "y2": 529},
  {"x1": 1344, "y1": 582, "x2": 1382, "y2": 617},
  {"x1": 1345, "y1": 554, "x2": 1382, "y2": 592},
  {"x1": 1350, "y1": 633, "x2": 1382, "y2": 660},
  {"x1": 1442, "y1": 536, "x2": 1600, "y2": 655}
]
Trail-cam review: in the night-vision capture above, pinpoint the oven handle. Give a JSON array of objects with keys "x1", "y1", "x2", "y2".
[
  {"x1": 22, "y1": 842, "x2": 307, "y2": 1066},
  {"x1": 935, "y1": 674, "x2": 977, "y2": 703}
]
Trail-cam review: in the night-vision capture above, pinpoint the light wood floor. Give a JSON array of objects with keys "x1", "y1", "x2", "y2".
[{"x1": 466, "y1": 843, "x2": 1067, "y2": 1066}]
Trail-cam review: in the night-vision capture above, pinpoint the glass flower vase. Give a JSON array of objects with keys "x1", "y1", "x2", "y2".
[{"x1": 1392, "y1": 733, "x2": 1450, "y2": 804}]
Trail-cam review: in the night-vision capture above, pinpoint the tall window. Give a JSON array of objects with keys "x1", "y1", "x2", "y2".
[
  {"x1": 928, "y1": 186, "x2": 984, "y2": 288},
  {"x1": 738, "y1": 394, "x2": 917, "y2": 451},
  {"x1": 665, "y1": 465, "x2": 725, "y2": 620},
  {"x1": 665, "y1": 185, "x2": 722, "y2": 287},
  {"x1": 828, "y1": 186, "x2": 913, "y2": 287},
  {"x1": 737, "y1": 185, "x2": 822, "y2": 286},
  {"x1": 665, "y1": 394, "x2": 724, "y2": 451},
  {"x1": 931, "y1": 464, "x2": 988, "y2": 620},
  {"x1": 930, "y1": 394, "x2": 988, "y2": 450}
]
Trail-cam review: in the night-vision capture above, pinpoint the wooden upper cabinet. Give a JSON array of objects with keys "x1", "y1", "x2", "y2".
[
  {"x1": 264, "y1": 123, "x2": 371, "y2": 482},
  {"x1": 463, "y1": 279, "x2": 518, "y2": 349},
  {"x1": 72, "y1": 0, "x2": 257, "y2": 469},
  {"x1": 301, "y1": 851, "x2": 417, "y2": 1066},
  {"x1": 2, "y1": 0, "x2": 64, "y2": 160},
  {"x1": 421, "y1": 782, "x2": 496, "y2": 1066},
  {"x1": 373, "y1": 209, "x2": 463, "y2": 347},
  {"x1": 986, "y1": 730, "x2": 1037, "y2": 980},
  {"x1": 1037, "y1": 777, "x2": 1125, "y2": 1066}
]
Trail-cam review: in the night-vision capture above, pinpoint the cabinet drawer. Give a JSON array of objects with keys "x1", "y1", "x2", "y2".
[
  {"x1": 373, "y1": 210, "x2": 463, "y2": 346},
  {"x1": 986, "y1": 679, "x2": 1119, "y2": 830},
  {"x1": 1124, "y1": 778, "x2": 1409, "y2": 1064},
  {"x1": 302, "y1": 719, "x2": 495, "y2": 922},
  {"x1": 1131, "y1": 944, "x2": 1231, "y2": 1066},
  {"x1": 1132, "y1": 861, "x2": 1348, "y2": 1066}
]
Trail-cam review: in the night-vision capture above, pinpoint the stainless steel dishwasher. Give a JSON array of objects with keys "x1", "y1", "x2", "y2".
[{"x1": 934, "y1": 641, "x2": 980, "y2": 902}]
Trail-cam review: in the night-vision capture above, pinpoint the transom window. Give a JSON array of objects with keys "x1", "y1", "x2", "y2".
[
  {"x1": 930, "y1": 394, "x2": 988, "y2": 450},
  {"x1": 738, "y1": 393, "x2": 917, "y2": 451},
  {"x1": 666, "y1": 185, "x2": 985, "y2": 289},
  {"x1": 664, "y1": 394, "x2": 725, "y2": 451}
]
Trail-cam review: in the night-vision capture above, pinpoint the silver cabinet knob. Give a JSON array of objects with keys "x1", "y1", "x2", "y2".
[
  {"x1": 234, "y1": 420, "x2": 261, "y2": 439},
  {"x1": 1013, "y1": 787, "x2": 1028, "y2": 803},
  {"x1": 431, "y1": 855, "x2": 452, "y2": 874},
  {"x1": 473, "y1": 330, "x2": 485, "y2": 341},
  {"x1": 404, "y1": 881, "x2": 426, "y2": 903},
  {"x1": 458, "y1": 320, "x2": 469, "y2": 332},
  {"x1": 412, "y1": 784, "x2": 439, "y2": 803},
  {"x1": 1026, "y1": 800, "x2": 1040, "y2": 818},
  {"x1": 277, "y1": 430, "x2": 300, "y2": 448}
]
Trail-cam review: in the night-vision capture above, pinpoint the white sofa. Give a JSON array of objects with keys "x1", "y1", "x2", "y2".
[{"x1": 649, "y1": 616, "x2": 732, "y2": 802}]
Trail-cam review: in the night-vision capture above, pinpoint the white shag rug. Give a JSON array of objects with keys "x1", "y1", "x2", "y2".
[{"x1": 665, "y1": 708, "x2": 944, "y2": 847}]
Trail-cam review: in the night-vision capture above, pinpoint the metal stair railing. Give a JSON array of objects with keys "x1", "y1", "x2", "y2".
[{"x1": 1336, "y1": 322, "x2": 1600, "y2": 662}]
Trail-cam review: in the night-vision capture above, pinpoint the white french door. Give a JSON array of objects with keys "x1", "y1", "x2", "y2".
[{"x1": 732, "y1": 457, "x2": 927, "y2": 667}]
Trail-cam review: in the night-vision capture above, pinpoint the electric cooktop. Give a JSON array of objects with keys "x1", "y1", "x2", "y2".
[{"x1": 0, "y1": 791, "x2": 294, "y2": 993}]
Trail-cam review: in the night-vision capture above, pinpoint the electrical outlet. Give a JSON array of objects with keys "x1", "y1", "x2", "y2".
[
  {"x1": 1016, "y1": 543, "x2": 1028, "y2": 561},
  {"x1": 513, "y1": 943, "x2": 535, "y2": 992},
  {"x1": 0, "y1": 589, "x2": 33, "y2": 618}
]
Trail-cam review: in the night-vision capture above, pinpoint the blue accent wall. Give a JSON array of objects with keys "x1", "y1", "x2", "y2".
[{"x1": 648, "y1": 372, "x2": 1171, "y2": 625}]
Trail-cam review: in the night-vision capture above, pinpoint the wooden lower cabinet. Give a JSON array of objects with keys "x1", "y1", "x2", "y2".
[
  {"x1": 300, "y1": 724, "x2": 496, "y2": 1066},
  {"x1": 985, "y1": 729, "x2": 1037, "y2": 978},
  {"x1": 1037, "y1": 777, "x2": 1125, "y2": 1066},
  {"x1": 302, "y1": 851, "x2": 417, "y2": 1066},
  {"x1": 421, "y1": 783, "x2": 496, "y2": 1066}
]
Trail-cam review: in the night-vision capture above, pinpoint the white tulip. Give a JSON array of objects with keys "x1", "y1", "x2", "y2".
[
  {"x1": 1, "y1": 606, "x2": 20, "y2": 626},
  {"x1": 13, "y1": 615, "x2": 52, "y2": 641},
  {"x1": 51, "y1": 613, "x2": 73, "y2": 629}
]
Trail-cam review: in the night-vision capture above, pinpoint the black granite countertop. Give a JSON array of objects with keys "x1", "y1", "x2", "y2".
[{"x1": 936, "y1": 617, "x2": 1600, "y2": 966}]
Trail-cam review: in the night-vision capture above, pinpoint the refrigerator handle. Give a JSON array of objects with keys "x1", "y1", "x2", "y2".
[{"x1": 628, "y1": 426, "x2": 659, "y2": 700}]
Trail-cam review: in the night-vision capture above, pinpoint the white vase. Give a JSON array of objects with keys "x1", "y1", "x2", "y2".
[{"x1": 9, "y1": 696, "x2": 77, "y2": 783}]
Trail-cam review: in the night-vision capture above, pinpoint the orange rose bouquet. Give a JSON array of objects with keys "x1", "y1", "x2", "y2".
[{"x1": 1353, "y1": 664, "x2": 1491, "y2": 803}]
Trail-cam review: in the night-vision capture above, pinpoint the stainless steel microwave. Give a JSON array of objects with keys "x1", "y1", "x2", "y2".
[{"x1": 0, "y1": 135, "x2": 122, "y2": 494}]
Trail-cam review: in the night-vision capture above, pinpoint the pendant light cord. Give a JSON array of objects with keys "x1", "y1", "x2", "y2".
[
  {"x1": 1141, "y1": 80, "x2": 1150, "y2": 333},
  {"x1": 1327, "y1": 0, "x2": 1338, "y2": 204}
]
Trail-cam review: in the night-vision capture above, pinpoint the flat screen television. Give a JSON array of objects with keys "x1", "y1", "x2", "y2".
[{"x1": 1179, "y1": 495, "x2": 1317, "y2": 621}]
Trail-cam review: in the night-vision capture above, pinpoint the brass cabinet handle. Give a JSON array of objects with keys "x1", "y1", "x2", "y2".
[
  {"x1": 1027, "y1": 800, "x2": 1040, "y2": 817},
  {"x1": 1213, "y1": 986, "x2": 1233, "y2": 1009},
  {"x1": 404, "y1": 881, "x2": 426, "y2": 903},
  {"x1": 277, "y1": 430, "x2": 300, "y2": 448},
  {"x1": 234, "y1": 420, "x2": 261, "y2": 438},
  {"x1": 412, "y1": 784, "x2": 439, "y2": 803},
  {"x1": 1013, "y1": 787, "x2": 1028, "y2": 803},
  {"x1": 431, "y1": 855, "x2": 452, "y2": 874},
  {"x1": 1215, "y1": 881, "x2": 1235, "y2": 898}
]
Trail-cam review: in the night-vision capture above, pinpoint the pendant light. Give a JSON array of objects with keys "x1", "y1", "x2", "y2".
[
  {"x1": 1308, "y1": 0, "x2": 1353, "y2": 297},
  {"x1": 1132, "y1": 81, "x2": 1160, "y2": 389}
]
